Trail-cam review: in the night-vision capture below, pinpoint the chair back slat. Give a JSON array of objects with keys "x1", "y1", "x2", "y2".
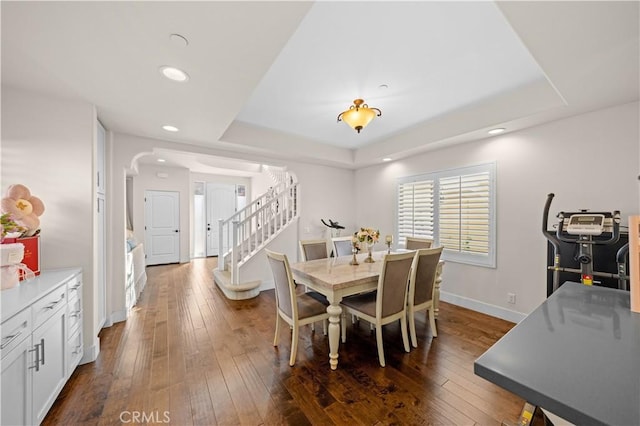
[
  {"x1": 413, "y1": 247, "x2": 443, "y2": 305},
  {"x1": 332, "y1": 237, "x2": 353, "y2": 257},
  {"x1": 379, "y1": 253, "x2": 414, "y2": 317},
  {"x1": 406, "y1": 237, "x2": 433, "y2": 250},
  {"x1": 300, "y1": 240, "x2": 328, "y2": 261}
]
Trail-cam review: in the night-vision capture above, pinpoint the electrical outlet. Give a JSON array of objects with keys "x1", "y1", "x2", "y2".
[{"x1": 507, "y1": 293, "x2": 516, "y2": 304}]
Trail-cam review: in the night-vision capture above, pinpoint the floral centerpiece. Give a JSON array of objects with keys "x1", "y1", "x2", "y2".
[
  {"x1": 355, "y1": 227, "x2": 380, "y2": 263},
  {"x1": 356, "y1": 227, "x2": 380, "y2": 244}
]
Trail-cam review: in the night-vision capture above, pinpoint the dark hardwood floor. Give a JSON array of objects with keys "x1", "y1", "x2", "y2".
[{"x1": 44, "y1": 257, "x2": 528, "y2": 425}]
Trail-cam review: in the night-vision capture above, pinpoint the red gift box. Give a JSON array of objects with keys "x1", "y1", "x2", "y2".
[{"x1": 3, "y1": 235, "x2": 40, "y2": 279}]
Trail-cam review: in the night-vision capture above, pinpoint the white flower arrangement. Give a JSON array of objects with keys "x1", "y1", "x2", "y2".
[{"x1": 355, "y1": 227, "x2": 380, "y2": 245}]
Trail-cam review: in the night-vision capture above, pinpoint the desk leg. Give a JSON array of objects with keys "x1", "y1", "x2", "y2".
[
  {"x1": 502, "y1": 402, "x2": 537, "y2": 426},
  {"x1": 326, "y1": 303, "x2": 342, "y2": 370},
  {"x1": 434, "y1": 263, "x2": 443, "y2": 318}
]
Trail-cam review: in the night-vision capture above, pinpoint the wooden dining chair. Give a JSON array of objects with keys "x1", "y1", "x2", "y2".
[
  {"x1": 340, "y1": 251, "x2": 415, "y2": 367},
  {"x1": 298, "y1": 239, "x2": 329, "y2": 333},
  {"x1": 405, "y1": 236, "x2": 434, "y2": 250},
  {"x1": 266, "y1": 249, "x2": 330, "y2": 366},
  {"x1": 299, "y1": 239, "x2": 328, "y2": 261},
  {"x1": 332, "y1": 236, "x2": 353, "y2": 257},
  {"x1": 407, "y1": 247, "x2": 443, "y2": 347}
]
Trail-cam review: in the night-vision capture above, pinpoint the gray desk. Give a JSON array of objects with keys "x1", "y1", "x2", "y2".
[{"x1": 474, "y1": 282, "x2": 640, "y2": 426}]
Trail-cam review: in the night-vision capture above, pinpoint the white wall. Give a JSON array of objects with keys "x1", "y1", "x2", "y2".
[
  {"x1": 355, "y1": 101, "x2": 640, "y2": 319},
  {"x1": 251, "y1": 168, "x2": 274, "y2": 203},
  {"x1": 1, "y1": 86, "x2": 101, "y2": 361},
  {"x1": 288, "y1": 163, "x2": 356, "y2": 244}
]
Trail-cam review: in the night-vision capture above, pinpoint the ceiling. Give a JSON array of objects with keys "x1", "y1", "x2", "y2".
[{"x1": 2, "y1": 1, "x2": 638, "y2": 175}]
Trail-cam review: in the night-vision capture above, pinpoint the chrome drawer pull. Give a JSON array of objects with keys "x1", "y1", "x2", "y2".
[
  {"x1": 29, "y1": 343, "x2": 40, "y2": 371},
  {"x1": 1, "y1": 330, "x2": 23, "y2": 350},
  {"x1": 44, "y1": 295, "x2": 65, "y2": 310}
]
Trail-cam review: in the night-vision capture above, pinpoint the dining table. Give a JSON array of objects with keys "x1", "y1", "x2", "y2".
[{"x1": 290, "y1": 250, "x2": 444, "y2": 370}]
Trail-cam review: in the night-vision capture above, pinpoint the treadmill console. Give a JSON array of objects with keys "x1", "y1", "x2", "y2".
[{"x1": 565, "y1": 214, "x2": 606, "y2": 236}]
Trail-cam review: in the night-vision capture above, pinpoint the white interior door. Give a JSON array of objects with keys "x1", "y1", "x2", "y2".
[
  {"x1": 206, "y1": 183, "x2": 236, "y2": 257},
  {"x1": 145, "y1": 190, "x2": 180, "y2": 265}
]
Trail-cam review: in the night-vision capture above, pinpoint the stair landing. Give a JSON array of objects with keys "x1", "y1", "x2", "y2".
[{"x1": 213, "y1": 269, "x2": 261, "y2": 300}]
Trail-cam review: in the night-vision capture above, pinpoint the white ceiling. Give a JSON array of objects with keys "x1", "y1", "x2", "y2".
[{"x1": 2, "y1": 1, "x2": 638, "y2": 174}]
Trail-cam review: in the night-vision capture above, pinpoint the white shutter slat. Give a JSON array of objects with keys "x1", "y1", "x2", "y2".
[
  {"x1": 397, "y1": 180, "x2": 434, "y2": 243},
  {"x1": 438, "y1": 171, "x2": 490, "y2": 255}
]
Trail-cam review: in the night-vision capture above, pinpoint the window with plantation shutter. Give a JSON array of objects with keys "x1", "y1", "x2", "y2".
[
  {"x1": 396, "y1": 163, "x2": 495, "y2": 268},
  {"x1": 397, "y1": 180, "x2": 434, "y2": 246}
]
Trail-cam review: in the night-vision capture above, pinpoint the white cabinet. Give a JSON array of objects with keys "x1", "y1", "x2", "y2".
[
  {"x1": 67, "y1": 276, "x2": 83, "y2": 371},
  {"x1": 1, "y1": 326, "x2": 32, "y2": 425},
  {"x1": 32, "y1": 305, "x2": 67, "y2": 424},
  {"x1": 0, "y1": 268, "x2": 82, "y2": 425}
]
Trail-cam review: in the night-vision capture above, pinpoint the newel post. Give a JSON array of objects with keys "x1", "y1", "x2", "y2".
[
  {"x1": 218, "y1": 218, "x2": 224, "y2": 271},
  {"x1": 231, "y1": 220, "x2": 239, "y2": 285}
]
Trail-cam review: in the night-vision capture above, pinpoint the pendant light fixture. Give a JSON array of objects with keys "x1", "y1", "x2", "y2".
[{"x1": 337, "y1": 99, "x2": 382, "y2": 133}]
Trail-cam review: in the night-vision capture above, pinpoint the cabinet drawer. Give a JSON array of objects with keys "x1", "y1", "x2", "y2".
[
  {"x1": 67, "y1": 296, "x2": 82, "y2": 336},
  {"x1": 67, "y1": 276, "x2": 82, "y2": 301},
  {"x1": 67, "y1": 328, "x2": 83, "y2": 372},
  {"x1": 32, "y1": 287, "x2": 66, "y2": 329},
  {"x1": 1, "y1": 309, "x2": 31, "y2": 359}
]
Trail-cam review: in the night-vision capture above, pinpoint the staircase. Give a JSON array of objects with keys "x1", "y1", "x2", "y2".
[{"x1": 213, "y1": 175, "x2": 299, "y2": 299}]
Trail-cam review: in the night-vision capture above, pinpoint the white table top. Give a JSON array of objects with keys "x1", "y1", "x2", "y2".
[{"x1": 289, "y1": 252, "x2": 387, "y2": 292}]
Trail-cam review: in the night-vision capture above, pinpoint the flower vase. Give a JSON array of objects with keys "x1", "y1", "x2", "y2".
[{"x1": 364, "y1": 242, "x2": 375, "y2": 263}]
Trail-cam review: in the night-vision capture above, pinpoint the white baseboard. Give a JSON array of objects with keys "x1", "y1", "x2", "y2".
[
  {"x1": 256, "y1": 284, "x2": 525, "y2": 323},
  {"x1": 440, "y1": 291, "x2": 526, "y2": 323},
  {"x1": 80, "y1": 336, "x2": 100, "y2": 364},
  {"x1": 110, "y1": 309, "x2": 127, "y2": 324},
  {"x1": 103, "y1": 316, "x2": 114, "y2": 328}
]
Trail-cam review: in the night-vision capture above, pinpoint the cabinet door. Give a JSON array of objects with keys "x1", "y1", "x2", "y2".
[
  {"x1": 1, "y1": 336, "x2": 32, "y2": 426},
  {"x1": 32, "y1": 306, "x2": 66, "y2": 424},
  {"x1": 97, "y1": 120, "x2": 106, "y2": 194},
  {"x1": 67, "y1": 328, "x2": 83, "y2": 374}
]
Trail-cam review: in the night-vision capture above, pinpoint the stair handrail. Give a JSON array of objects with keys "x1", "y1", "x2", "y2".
[{"x1": 218, "y1": 179, "x2": 299, "y2": 285}]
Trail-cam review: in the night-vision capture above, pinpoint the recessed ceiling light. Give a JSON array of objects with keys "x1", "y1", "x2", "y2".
[
  {"x1": 162, "y1": 125, "x2": 179, "y2": 132},
  {"x1": 159, "y1": 66, "x2": 189, "y2": 82},
  {"x1": 169, "y1": 33, "x2": 189, "y2": 47},
  {"x1": 157, "y1": 158, "x2": 166, "y2": 163},
  {"x1": 488, "y1": 127, "x2": 506, "y2": 135},
  {"x1": 382, "y1": 157, "x2": 392, "y2": 162}
]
